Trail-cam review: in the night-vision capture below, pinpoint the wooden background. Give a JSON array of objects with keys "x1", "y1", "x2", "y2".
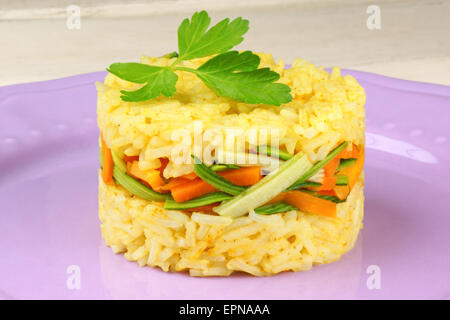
[{"x1": 1, "y1": 0, "x2": 449, "y2": 86}]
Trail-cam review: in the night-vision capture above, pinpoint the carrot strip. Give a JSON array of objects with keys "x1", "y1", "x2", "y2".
[
  {"x1": 317, "y1": 189, "x2": 337, "y2": 196},
  {"x1": 324, "y1": 156, "x2": 340, "y2": 177},
  {"x1": 159, "y1": 158, "x2": 169, "y2": 177},
  {"x1": 318, "y1": 176, "x2": 337, "y2": 191},
  {"x1": 157, "y1": 169, "x2": 202, "y2": 193},
  {"x1": 145, "y1": 171, "x2": 166, "y2": 190},
  {"x1": 171, "y1": 178, "x2": 216, "y2": 202},
  {"x1": 180, "y1": 172, "x2": 197, "y2": 180},
  {"x1": 285, "y1": 191, "x2": 336, "y2": 218},
  {"x1": 316, "y1": 143, "x2": 363, "y2": 192},
  {"x1": 338, "y1": 149, "x2": 365, "y2": 188},
  {"x1": 127, "y1": 161, "x2": 166, "y2": 190},
  {"x1": 171, "y1": 166, "x2": 262, "y2": 202},
  {"x1": 338, "y1": 144, "x2": 360, "y2": 159},
  {"x1": 185, "y1": 203, "x2": 218, "y2": 213},
  {"x1": 100, "y1": 134, "x2": 115, "y2": 185},
  {"x1": 318, "y1": 143, "x2": 360, "y2": 191},
  {"x1": 159, "y1": 177, "x2": 192, "y2": 191},
  {"x1": 218, "y1": 166, "x2": 262, "y2": 186},
  {"x1": 333, "y1": 185, "x2": 350, "y2": 200},
  {"x1": 267, "y1": 192, "x2": 287, "y2": 204},
  {"x1": 158, "y1": 172, "x2": 198, "y2": 191},
  {"x1": 305, "y1": 185, "x2": 321, "y2": 192},
  {"x1": 123, "y1": 155, "x2": 139, "y2": 163}
]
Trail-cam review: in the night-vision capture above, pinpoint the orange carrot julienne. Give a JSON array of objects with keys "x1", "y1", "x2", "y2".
[
  {"x1": 267, "y1": 192, "x2": 287, "y2": 204},
  {"x1": 285, "y1": 191, "x2": 336, "y2": 218},
  {"x1": 100, "y1": 134, "x2": 115, "y2": 185},
  {"x1": 324, "y1": 156, "x2": 340, "y2": 177},
  {"x1": 318, "y1": 176, "x2": 337, "y2": 191},
  {"x1": 123, "y1": 155, "x2": 139, "y2": 163},
  {"x1": 317, "y1": 143, "x2": 363, "y2": 191},
  {"x1": 127, "y1": 161, "x2": 166, "y2": 190},
  {"x1": 218, "y1": 166, "x2": 262, "y2": 186},
  {"x1": 159, "y1": 157, "x2": 169, "y2": 177},
  {"x1": 317, "y1": 189, "x2": 337, "y2": 196},
  {"x1": 305, "y1": 184, "x2": 321, "y2": 192},
  {"x1": 319, "y1": 144, "x2": 355, "y2": 190},
  {"x1": 185, "y1": 203, "x2": 218, "y2": 213},
  {"x1": 333, "y1": 185, "x2": 350, "y2": 200},
  {"x1": 180, "y1": 172, "x2": 197, "y2": 180},
  {"x1": 159, "y1": 177, "x2": 192, "y2": 191},
  {"x1": 158, "y1": 172, "x2": 198, "y2": 191},
  {"x1": 338, "y1": 144, "x2": 360, "y2": 159},
  {"x1": 318, "y1": 186, "x2": 351, "y2": 200},
  {"x1": 338, "y1": 149, "x2": 365, "y2": 188},
  {"x1": 171, "y1": 166, "x2": 262, "y2": 202},
  {"x1": 171, "y1": 178, "x2": 216, "y2": 202}
]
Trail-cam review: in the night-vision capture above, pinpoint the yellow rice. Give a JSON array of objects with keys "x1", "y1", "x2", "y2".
[{"x1": 97, "y1": 53, "x2": 365, "y2": 276}]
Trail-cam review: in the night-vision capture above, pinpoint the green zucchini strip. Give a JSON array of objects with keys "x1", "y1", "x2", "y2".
[
  {"x1": 216, "y1": 150, "x2": 282, "y2": 173},
  {"x1": 285, "y1": 181, "x2": 321, "y2": 191},
  {"x1": 164, "y1": 192, "x2": 232, "y2": 210},
  {"x1": 210, "y1": 164, "x2": 240, "y2": 172},
  {"x1": 256, "y1": 145, "x2": 293, "y2": 161},
  {"x1": 300, "y1": 189, "x2": 345, "y2": 203},
  {"x1": 111, "y1": 150, "x2": 127, "y2": 172},
  {"x1": 335, "y1": 174, "x2": 349, "y2": 186},
  {"x1": 337, "y1": 158, "x2": 356, "y2": 171},
  {"x1": 113, "y1": 166, "x2": 169, "y2": 202},
  {"x1": 254, "y1": 202, "x2": 297, "y2": 215},
  {"x1": 100, "y1": 146, "x2": 168, "y2": 202},
  {"x1": 214, "y1": 151, "x2": 311, "y2": 218},
  {"x1": 193, "y1": 156, "x2": 246, "y2": 196},
  {"x1": 287, "y1": 141, "x2": 348, "y2": 191},
  {"x1": 99, "y1": 148, "x2": 104, "y2": 168}
]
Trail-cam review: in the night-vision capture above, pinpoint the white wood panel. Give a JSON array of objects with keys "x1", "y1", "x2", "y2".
[{"x1": 1, "y1": 0, "x2": 449, "y2": 86}]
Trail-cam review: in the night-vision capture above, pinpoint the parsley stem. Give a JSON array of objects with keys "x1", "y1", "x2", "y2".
[
  {"x1": 172, "y1": 66, "x2": 199, "y2": 74},
  {"x1": 170, "y1": 58, "x2": 181, "y2": 67}
]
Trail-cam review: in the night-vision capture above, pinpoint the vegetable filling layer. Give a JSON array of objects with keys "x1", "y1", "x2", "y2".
[{"x1": 100, "y1": 135, "x2": 364, "y2": 218}]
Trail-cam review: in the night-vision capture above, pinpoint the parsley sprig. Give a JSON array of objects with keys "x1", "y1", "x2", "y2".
[{"x1": 107, "y1": 11, "x2": 292, "y2": 106}]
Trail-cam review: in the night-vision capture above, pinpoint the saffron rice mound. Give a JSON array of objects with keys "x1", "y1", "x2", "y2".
[{"x1": 97, "y1": 53, "x2": 366, "y2": 276}]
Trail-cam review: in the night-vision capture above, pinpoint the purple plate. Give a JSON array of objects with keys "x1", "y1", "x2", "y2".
[{"x1": 0, "y1": 70, "x2": 449, "y2": 300}]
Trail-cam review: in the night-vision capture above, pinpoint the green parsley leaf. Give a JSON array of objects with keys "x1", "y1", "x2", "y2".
[
  {"x1": 197, "y1": 50, "x2": 259, "y2": 73},
  {"x1": 107, "y1": 63, "x2": 178, "y2": 102},
  {"x1": 177, "y1": 10, "x2": 249, "y2": 61},
  {"x1": 194, "y1": 51, "x2": 292, "y2": 106},
  {"x1": 107, "y1": 11, "x2": 294, "y2": 106}
]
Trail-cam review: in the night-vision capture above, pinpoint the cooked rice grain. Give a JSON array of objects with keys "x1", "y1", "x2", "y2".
[
  {"x1": 99, "y1": 173, "x2": 364, "y2": 276},
  {"x1": 97, "y1": 54, "x2": 365, "y2": 178},
  {"x1": 97, "y1": 54, "x2": 366, "y2": 276}
]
